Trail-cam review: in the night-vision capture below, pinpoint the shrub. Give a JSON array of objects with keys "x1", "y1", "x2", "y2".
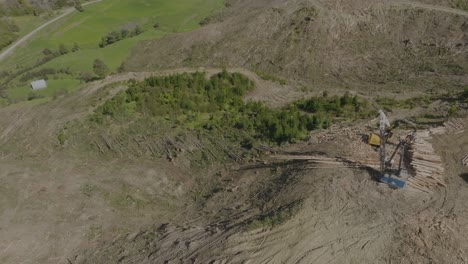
[
  {"x1": 448, "y1": 104, "x2": 459, "y2": 116},
  {"x1": 451, "y1": 0, "x2": 468, "y2": 11},
  {"x1": 57, "y1": 130, "x2": 66, "y2": 145},
  {"x1": 93, "y1": 59, "x2": 109, "y2": 78},
  {"x1": 74, "y1": 0, "x2": 84, "y2": 12},
  {"x1": 27, "y1": 91, "x2": 43, "y2": 101},
  {"x1": 59, "y1": 44, "x2": 69, "y2": 55},
  {"x1": 199, "y1": 17, "x2": 211, "y2": 26},
  {"x1": 462, "y1": 86, "x2": 468, "y2": 101},
  {"x1": 71, "y1": 42, "x2": 79, "y2": 52},
  {"x1": 79, "y1": 71, "x2": 94, "y2": 82},
  {"x1": 42, "y1": 48, "x2": 53, "y2": 56}
]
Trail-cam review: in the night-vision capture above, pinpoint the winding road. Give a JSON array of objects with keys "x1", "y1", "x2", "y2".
[{"x1": 0, "y1": 0, "x2": 102, "y2": 62}]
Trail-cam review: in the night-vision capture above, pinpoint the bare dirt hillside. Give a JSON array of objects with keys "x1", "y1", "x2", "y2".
[
  {"x1": 0, "y1": 68, "x2": 466, "y2": 264},
  {"x1": 0, "y1": 68, "x2": 299, "y2": 264},
  {"x1": 0, "y1": 78, "x2": 191, "y2": 264},
  {"x1": 73, "y1": 119, "x2": 468, "y2": 264},
  {"x1": 1, "y1": 1, "x2": 467, "y2": 264},
  {"x1": 123, "y1": 0, "x2": 468, "y2": 94}
]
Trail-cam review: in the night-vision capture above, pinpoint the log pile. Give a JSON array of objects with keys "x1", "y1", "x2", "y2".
[
  {"x1": 443, "y1": 118, "x2": 467, "y2": 134},
  {"x1": 269, "y1": 154, "x2": 379, "y2": 169},
  {"x1": 429, "y1": 126, "x2": 446, "y2": 135},
  {"x1": 463, "y1": 154, "x2": 468, "y2": 167},
  {"x1": 407, "y1": 130, "x2": 446, "y2": 192},
  {"x1": 429, "y1": 118, "x2": 467, "y2": 135}
]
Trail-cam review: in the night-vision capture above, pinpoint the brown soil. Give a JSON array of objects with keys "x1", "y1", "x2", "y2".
[
  {"x1": 123, "y1": 0, "x2": 468, "y2": 95},
  {"x1": 0, "y1": 64, "x2": 467, "y2": 264},
  {"x1": 71, "y1": 119, "x2": 468, "y2": 264},
  {"x1": 1, "y1": 0, "x2": 468, "y2": 262},
  {"x1": 0, "y1": 67, "x2": 306, "y2": 263}
]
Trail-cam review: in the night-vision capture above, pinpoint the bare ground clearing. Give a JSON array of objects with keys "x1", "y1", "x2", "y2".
[
  {"x1": 0, "y1": 67, "x2": 466, "y2": 263},
  {"x1": 73, "y1": 120, "x2": 468, "y2": 264}
]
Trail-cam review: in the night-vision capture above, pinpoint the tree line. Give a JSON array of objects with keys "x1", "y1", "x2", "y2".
[
  {"x1": 295, "y1": 92, "x2": 375, "y2": 120},
  {"x1": 99, "y1": 25, "x2": 143, "y2": 48}
]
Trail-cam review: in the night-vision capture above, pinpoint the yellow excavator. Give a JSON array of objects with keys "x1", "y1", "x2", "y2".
[{"x1": 368, "y1": 119, "x2": 416, "y2": 147}]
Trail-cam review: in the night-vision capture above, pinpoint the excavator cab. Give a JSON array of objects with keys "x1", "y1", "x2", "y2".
[
  {"x1": 368, "y1": 133, "x2": 381, "y2": 146},
  {"x1": 368, "y1": 119, "x2": 414, "y2": 147},
  {"x1": 368, "y1": 129, "x2": 394, "y2": 147}
]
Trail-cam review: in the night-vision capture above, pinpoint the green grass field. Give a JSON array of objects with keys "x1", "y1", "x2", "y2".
[
  {"x1": 2, "y1": 0, "x2": 223, "y2": 101},
  {"x1": 7, "y1": 78, "x2": 80, "y2": 101}
]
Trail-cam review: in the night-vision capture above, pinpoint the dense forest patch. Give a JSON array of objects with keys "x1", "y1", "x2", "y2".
[{"x1": 92, "y1": 71, "x2": 375, "y2": 145}]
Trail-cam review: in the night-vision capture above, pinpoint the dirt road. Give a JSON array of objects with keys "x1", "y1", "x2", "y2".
[
  {"x1": 395, "y1": 0, "x2": 468, "y2": 16},
  {"x1": 0, "y1": 0, "x2": 102, "y2": 62}
]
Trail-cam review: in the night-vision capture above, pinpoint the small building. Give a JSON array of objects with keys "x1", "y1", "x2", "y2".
[{"x1": 30, "y1": 80, "x2": 47, "y2": 90}]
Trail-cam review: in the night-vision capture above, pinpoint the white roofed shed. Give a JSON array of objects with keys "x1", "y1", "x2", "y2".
[{"x1": 31, "y1": 80, "x2": 47, "y2": 90}]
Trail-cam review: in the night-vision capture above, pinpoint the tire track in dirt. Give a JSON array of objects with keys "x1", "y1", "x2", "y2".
[
  {"x1": 394, "y1": 0, "x2": 468, "y2": 16},
  {"x1": 76, "y1": 162, "x2": 415, "y2": 264}
]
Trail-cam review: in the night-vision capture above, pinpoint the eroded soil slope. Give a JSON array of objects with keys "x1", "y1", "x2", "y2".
[{"x1": 73, "y1": 122, "x2": 468, "y2": 264}]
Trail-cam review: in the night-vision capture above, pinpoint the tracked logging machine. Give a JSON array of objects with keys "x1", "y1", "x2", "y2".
[{"x1": 374, "y1": 110, "x2": 415, "y2": 189}]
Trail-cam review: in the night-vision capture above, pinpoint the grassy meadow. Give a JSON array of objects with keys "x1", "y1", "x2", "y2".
[{"x1": 1, "y1": 0, "x2": 223, "y2": 101}]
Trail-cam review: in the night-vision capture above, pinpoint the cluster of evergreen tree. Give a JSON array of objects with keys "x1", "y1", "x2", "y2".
[
  {"x1": 99, "y1": 25, "x2": 143, "y2": 48},
  {"x1": 295, "y1": 92, "x2": 374, "y2": 120},
  {"x1": 95, "y1": 71, "x2": 253, "y2": 117},
  {"x1": 93, "y1": 71, "x2": 374, "y2": 144},
  {"x1": 210, "y1": 102, "x2": 330, "y2": 144}
]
